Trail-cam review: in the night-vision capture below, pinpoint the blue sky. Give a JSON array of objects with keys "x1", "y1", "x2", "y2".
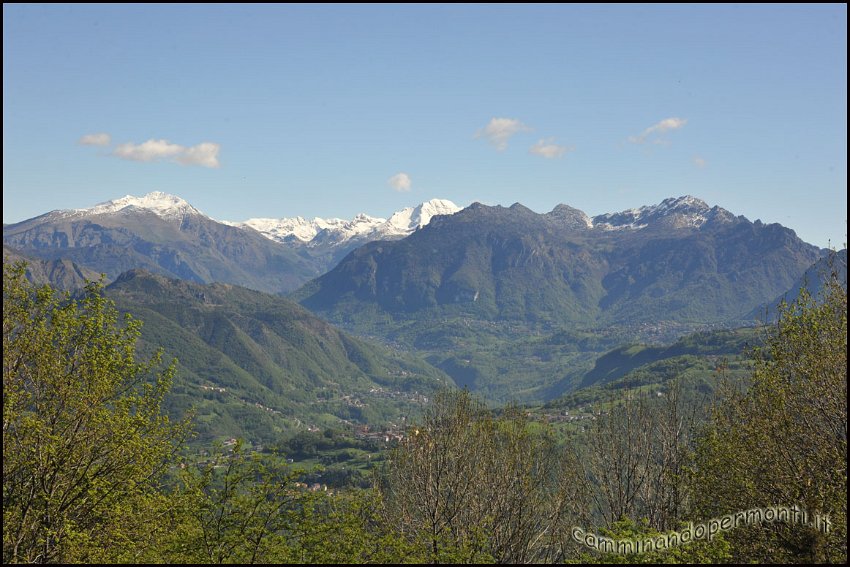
[{"x1": 3, "y1": 4, "x2": 846, "y2": 247}]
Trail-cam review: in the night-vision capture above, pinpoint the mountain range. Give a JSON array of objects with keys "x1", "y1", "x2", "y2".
[
  {"x1": 296, "y1": 195, "x2": 823, "y2": 326},
  {"x1": 2, "y1": 193, "x2": 320, "y2": 293},
  {"x1": 293, "y1": 195, "x2": 825, "y2": 402},
  {"x1": 2, "y1": 192, "x2": 462, "y2": 291},
  {"x1": 224, "y1": 198, "x2": 460, "y2": 247},
  {"x1": 3, "y1": 191, "x2": 833, "y2": 409}
]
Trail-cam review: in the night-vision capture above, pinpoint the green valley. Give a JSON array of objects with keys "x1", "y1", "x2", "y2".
[{"x1": 103, "y1": 269, "x2": 452, "y2": 444}]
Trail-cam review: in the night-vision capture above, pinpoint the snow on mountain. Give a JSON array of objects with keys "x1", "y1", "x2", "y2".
[
  {"x1": 592, "y1": 195, "x2": 734, "y2": 230},
  {"x1": 308, "y1": 214, "x2": 389, "y2": 248},
  {"x1": 228, "y1": 198, "x2": 462, "y2": 246},
  {"x1": 45, "y1": 192, "x2": 735, "y2": 245},
  {"x1": 62, "y1": 191, "x2": 204, "y2": 221},
  {"x1": 46, "y1": 192, "x2": 460, "y2": 249},
  {"x1": 225, "y1": 216, "x2": 322, "y2": 242},
  {"x1": 225, "y1": 214, "x2": 387, "y2": 244},
  {"x1": 378, "y1": 199, "x2": 463, "y2": 237}
]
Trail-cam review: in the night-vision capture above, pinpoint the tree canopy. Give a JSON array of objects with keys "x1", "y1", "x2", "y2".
[
  {"x1": 3, "y1": 262, "x2": 189, "y2": 563},
  {"x1": 691, "y1": 274, "x2": 847, "y2": 562}
]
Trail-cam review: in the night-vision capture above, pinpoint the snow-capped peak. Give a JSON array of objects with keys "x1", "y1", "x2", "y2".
[
  {"x1": 222, "y1": 216, "x2": 325, "y2": 242},
  {"x1": 70, "y1": 191, "x2": 204, "y2": 221},
  {"x1": 593, "y1": 195, "x2": 723, "y2": 230},
  {"x1": 226, "y1": 214, "x2": 388, "y2": 244},
  {"x1": 381, "y1": 199, "x2": 463, "y2": 236},
  {"x1": 226, "y1": 198, "x2": 462, "y2": 246}
]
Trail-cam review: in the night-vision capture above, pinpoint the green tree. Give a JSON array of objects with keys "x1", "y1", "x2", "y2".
[
  {"x1": 164, "y1": 441, "x2": 418, "y2": 564},
  {"x1": 173, "y1": 441, "x2": 296, "y2": 564},
  {"x1": 2, "y1": 262, "x2": 189, "y2": 563},
  {"x1": 691, "y1": 275, "x2": 847, "y2": 562},
  {"x1": 282, "y1": 489, "x2": 420, "y2": 564}
]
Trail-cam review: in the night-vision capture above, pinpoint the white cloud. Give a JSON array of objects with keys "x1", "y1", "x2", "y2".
[
  {"x1": 79, "y1": 132, "x2": 111, "y2": 146},
  {"x1": 176, "y1": 142, "x2": 221, "y2": 168},
  {"x1": 113, "y1": 139, "x2": 184, "y2": 162},
  {"x1": 693, "y1": 156, "x2": 707, "y2": 168},
  {"x1": 629, "y1": 117, "x2": 687, "y2": 144},
  {"x1": 529, "y1": 138, "x2": 573, "y2": 159},
  {"x1": 475, "y1": 117, "x2": 531, "y2": 150},
  {"x1": 112, "y1": 139, "x2": 220, "y2": 168},
  {"x1": 388, "y1": 172, "x2": 412, "y2": 192}
]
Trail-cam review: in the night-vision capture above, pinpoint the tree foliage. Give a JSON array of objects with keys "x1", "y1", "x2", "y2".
[
  {"x1": 2, "y1": 262, "x2": 189, "y2": 563},
  {"x1": 691, "y1": 274, "x2": 847, "y2": 562},
  {"x1": 173, "y1": 441, "x2": 294, "y2": 564},
  {"x1": 164, "y1": 442, "x2": 416, "y2": 564}
]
